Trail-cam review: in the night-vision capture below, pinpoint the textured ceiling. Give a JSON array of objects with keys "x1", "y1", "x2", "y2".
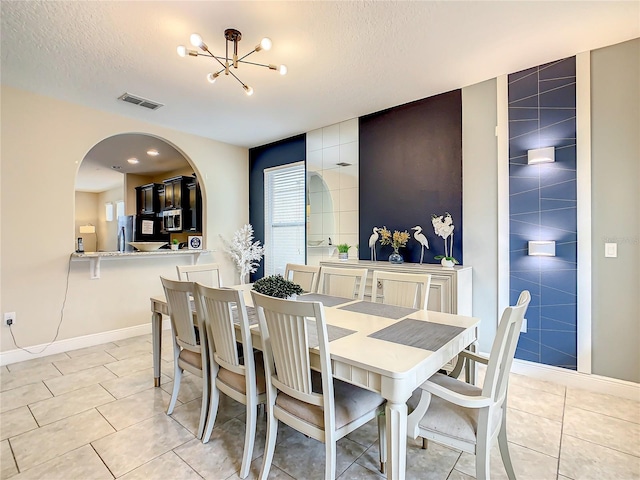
[{"x1": 2, "y1": 1, "x2": 639, "y2": 150}]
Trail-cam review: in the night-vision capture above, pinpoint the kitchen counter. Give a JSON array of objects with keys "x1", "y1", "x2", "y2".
[{"x1": 72, "y1": 249, "x2": 212, "y2": 279}]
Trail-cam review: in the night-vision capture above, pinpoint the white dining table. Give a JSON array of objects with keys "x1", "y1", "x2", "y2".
[{"x1": 150, "y1": 284, "x2": 479, "y2": 480}]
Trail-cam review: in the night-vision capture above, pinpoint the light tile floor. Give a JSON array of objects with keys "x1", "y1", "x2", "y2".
[{"x1": 1, "y1": 333, "x2": 639, "y2": 479}]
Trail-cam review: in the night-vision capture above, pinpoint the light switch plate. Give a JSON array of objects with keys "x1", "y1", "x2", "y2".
[{"x1": 605, "y1": 243, "x2": 617, "y2": 258}]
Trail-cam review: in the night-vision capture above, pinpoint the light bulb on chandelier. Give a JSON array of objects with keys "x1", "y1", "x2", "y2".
[{"x1": 177, "y1": 28, "x2": 287, "y2": 96}]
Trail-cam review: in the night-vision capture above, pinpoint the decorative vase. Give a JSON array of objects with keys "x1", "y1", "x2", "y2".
[
  {"x1": 338, "y1": 252, "x2": 349, "y2": 261},
  {"x1": 441, "y1": 258, "x2": 455, "y2": 268},
  {"x1": 389, "y1": 248, "x2": 404, "y2": 264}
]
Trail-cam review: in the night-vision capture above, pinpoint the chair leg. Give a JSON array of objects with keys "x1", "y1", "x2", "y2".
[
  {"x1": 239, "y1": 400, "x2": 258, "y2": 479},
  {"x1": 421, "y1": 437, "x2": 428, "y2": 450},
  {"x1": 201, "y1": 383, "x2": 220, "y2": 444},
  {"x1": 475, "y1": 442, "x2": 490, "y2": 480},
  {"x1": 325, "y1": 439, "x2": 337, "y2": 480},
  {"x1": 167, "y1": 364, "x2": 182, "y2": 415},
  {"x1": 377, "y1": 413, "x2": 387, "y2": 473},
  {"x1": 197, "y1": 373, "x2": 209, "y2": 440},
  {"x1": 498, "y1": 424, "x2": 516, "y2": 480},
  {"x1": 258, "y1": 411, "x2": 278, "y2": 480}
]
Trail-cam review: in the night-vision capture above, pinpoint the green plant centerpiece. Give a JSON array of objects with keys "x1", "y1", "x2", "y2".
[
  {"x1": 252, "y1": 274, "x2": 304, "y2": 299},
  {"x1": 336, "y1": 243, "x2": 350, "y2": 254}
]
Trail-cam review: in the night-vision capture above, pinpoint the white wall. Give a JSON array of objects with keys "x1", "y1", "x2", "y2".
[
  {"x1": 98, "y1": 185, "x2": 125, "y2": 252},
  {"x1": 590, "y1": 39, "x2": 640, "y2": 383},
  {"x1": 306, "y1": 119, "x2": 359, "y2": 264},
  {"x1": 0, "y1": 85, "x2": 248, "y2": 355},
  {"x1": 462, "y1": 79, "x2": 500, "y2": 352}
]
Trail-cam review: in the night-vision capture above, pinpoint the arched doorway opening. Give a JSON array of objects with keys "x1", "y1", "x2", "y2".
[{"x1": 74, "y1": 133, "x2": 203, "y2": 252}]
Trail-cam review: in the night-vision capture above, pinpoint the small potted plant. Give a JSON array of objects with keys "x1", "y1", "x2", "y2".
[
  {"x1": 336, "y1": 243, "x2": 351, "y2": 261},
  {"x1": 252, "y1": 275, "x2": 304, "y2": 299},
  {"x1": 432, "y1": 212, "x2": 459, "y2": 267},
  {"x1": 171, "y1": 238, "x2": 180, "y2": 250}
]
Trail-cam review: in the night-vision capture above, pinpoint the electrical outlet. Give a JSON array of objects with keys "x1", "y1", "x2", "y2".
[
  {"x1": 520, "y1": 317, "x2": 527, "y2": 333},
  {"x1": 4, "y1": 312, "x2": 16, "y2": 326}
]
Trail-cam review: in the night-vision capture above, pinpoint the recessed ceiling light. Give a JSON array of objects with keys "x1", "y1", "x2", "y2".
[
  {"x1": 147, "y1": 149, "x2": 159, "y2": 156},
  {"x1": 127, "y1": 157, "x2": 139, "y2": 164}
]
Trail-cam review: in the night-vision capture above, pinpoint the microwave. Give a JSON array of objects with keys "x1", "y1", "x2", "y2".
[{"x1": 163, "y1": 208, "x2": 182, "y2": 232}]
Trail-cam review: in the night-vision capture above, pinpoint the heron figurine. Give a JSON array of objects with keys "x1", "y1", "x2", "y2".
[
  {"x1": 412, "y1": 225, "x2": 430, "y2": 264},
  {"x1": 368, "y1": 227, "x2": 380, "y2": 261}
]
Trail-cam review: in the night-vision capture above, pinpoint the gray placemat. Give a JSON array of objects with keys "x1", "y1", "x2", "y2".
[
  {"x1": 338, "y1": 301, "x2": 418, "y2": 319},
  {"x1": 232, "y1": 305, "x2": 259, "y2": 326},
  {"x1": 306, "y1": 319, "x2": 356, "y2": 349},
  {"x1": 368, "y1": 318, "x2": 465, "y2": 351},
  {"x1": 298, "y1": 293, "x2": 353, "y2": 307}
]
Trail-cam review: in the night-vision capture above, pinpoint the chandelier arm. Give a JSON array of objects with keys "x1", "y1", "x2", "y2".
[
  {"x1": 226, "y1": 68, "x2": 248, "y2": 88},
  {"x1": 238, "y1": 60, "x2": 271, "y2": 68},
  {"x1": 201, "y1": 47, "x2": 228, "y2": 72}
]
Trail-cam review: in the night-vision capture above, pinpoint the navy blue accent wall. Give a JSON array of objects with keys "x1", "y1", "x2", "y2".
[
  {"x1": 508, "y1": 57, "x2": 577, "y2": 370},
  {"x1": 249, "y1": 134, "x2": 306, "y2": 280},
  {"x1": 359, "y1": 91, "x2": 463, "y2": 264}
]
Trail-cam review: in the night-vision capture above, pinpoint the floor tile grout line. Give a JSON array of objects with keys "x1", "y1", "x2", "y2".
[
  {"x1": 556, "y1": 388, "x2": 567, "y2": 477},
  {"x1": 561, "y1": 432, "x2": 640, "y2": 459},
  {"x1": 90, "y1": 440, "x2": 117, "y2": 479},
  {"x1": 565, "y1": 403, "x2": 640, "y2": 425}
]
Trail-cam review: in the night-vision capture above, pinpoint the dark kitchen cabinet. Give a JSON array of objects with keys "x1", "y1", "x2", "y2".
[
  {"x1": 185, "y1": 176, "x2": 202, "y2": 232},
  {"x1": 135, "y1": 183, "x2": 163, "y2": 215},
  {"x1": 163, "y1": 176, "x2": 192, "y2": 209}
]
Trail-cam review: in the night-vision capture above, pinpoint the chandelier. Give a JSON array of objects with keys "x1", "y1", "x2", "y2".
[{"x1": 177, "y1": 28, "x2": 287, "y2": 96}]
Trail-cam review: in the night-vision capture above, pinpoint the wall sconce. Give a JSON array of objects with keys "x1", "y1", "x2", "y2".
[
  {"x1": 79, "y1": 225, "x2": 96, "y2": 234},
  {"x1": 527, "y1": 146, "x2": 555, "y2": 164},
  {"x1": 528, "y1": 240, "x2": 556, "y2": 256}
]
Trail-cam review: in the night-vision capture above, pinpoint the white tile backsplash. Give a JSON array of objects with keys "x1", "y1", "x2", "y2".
[
  {"x1": 306, "y1": 149, "x2": 322, "y2": 171},
  {"x1": 307, "y1": 129, "x2": 323, "y2": 152},
  {"x1": 307, "y1": 119, "x2": 359, "y2": 258},
  {"x1": 339, "y1": 142, "x2": 359, "y2": 165},
  {"x1": 339, "y1": 119, "x2": 358, "y2": 144},
  {"x1": 322, "y1": 145, "x2": 340, "y2": 170},
  {"x1": 322, "y1": 124, "x2": 340, "y2": 148},
  {"x1": 339, "y1": 188, "x2": 358, "y2": 212}
]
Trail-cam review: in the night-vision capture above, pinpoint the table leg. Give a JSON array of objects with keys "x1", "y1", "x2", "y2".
[
  {"x1": 386, "y1": 401, "x2": 408, "y2": 480},
  {"x1": 152, "y1": 311, "x2": 162, "y2": 387}
]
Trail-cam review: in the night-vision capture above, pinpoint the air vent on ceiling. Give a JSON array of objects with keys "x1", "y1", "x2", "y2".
[{"x1": 117, "y1": 93, "x2": 164, "y2": 110}]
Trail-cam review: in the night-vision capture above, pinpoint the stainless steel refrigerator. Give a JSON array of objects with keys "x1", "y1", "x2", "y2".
[{"x1": 117, "y1": 215, "x2": 136, "y2": 252}]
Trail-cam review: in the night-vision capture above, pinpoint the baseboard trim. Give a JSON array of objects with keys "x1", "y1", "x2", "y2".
[
  {"x1": 0, "y1": 318, "x2": 172, "y2": 366},
  {"x1": 512, "y1": 358, "x2": 640, "y2": 401}
]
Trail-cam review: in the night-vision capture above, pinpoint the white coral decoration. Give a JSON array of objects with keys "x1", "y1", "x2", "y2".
[
  {"x1": 431, "y1": 213, "x2": 455, "y2": 259},
  {"x1": 220, "y1": 224, "x2": 265, "y2": 284}
]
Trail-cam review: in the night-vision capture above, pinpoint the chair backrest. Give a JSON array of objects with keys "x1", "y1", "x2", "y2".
[
  {"x1": 284, "y1": 263, "x2": 320, "y2": 293},
  {"x1": 251, "y1": 291, "x2": 335, "y2": 427},
  {"x1": 160, "y1": 276, "x2": 199, "y2": 351},
  {"x1": 177, "y1": 263, "x2": 222, "y2": 288},
  {"x1": 194, "y1": 284, "x2": 254, "y2": 378},
  {"x1": 482, "y1": 290, "x2": 531, "y2": 406},
  {"x1": 371, "y1": 270, "x2": 432, "y2": 309},
  {"x1": 317, "y1": 266, "x2": 368, "y2": 299}
]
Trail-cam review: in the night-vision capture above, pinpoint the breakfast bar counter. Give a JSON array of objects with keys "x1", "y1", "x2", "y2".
[{"x1": 71, "y1": 249, "x2": 211, "y2": 279}]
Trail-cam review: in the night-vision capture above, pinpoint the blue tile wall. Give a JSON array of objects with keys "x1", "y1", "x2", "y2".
[{"x1": 508, "y1": 57, "x2": 577, "y2": 370}]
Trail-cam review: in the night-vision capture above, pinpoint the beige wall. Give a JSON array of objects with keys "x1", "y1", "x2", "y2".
[
  {"x1": 0, "y1": 85, "x2": 248, "y2": 354},
  {"x1": 74, "y1": 192, "x2": 99, "y2": 252},
  {"x1": 98, "y1": 185, "x2": 125, "y2": 252},
  {"x1": 591, "y1": 39, "x2": 640, "y2": 382}
]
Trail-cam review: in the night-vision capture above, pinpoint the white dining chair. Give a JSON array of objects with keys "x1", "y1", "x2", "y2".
[
  {"x1": 251, "y1": 291, "x2": 387, "y2": 480},
  {"x1": 284, "y1": 263, "x2": 320, "y2": 293},
  {"x1": 160, "y1": 276, "x2": 209, "y2": 439},
  {"x1": 194, "y1": 284, "x2": 266, "y2": 478},
  {"x1": 407, "y1": 290, "x2": 531, "y2": 480},
  {"x1": 177, "y1": 263, "x2": 222, "y2": 287},
  {"x1": 317, "y1": 266, "x2": 368, "y2": 300},
  {"x1": 371, "y1": 270, "x2": 432, "y2": 309}
]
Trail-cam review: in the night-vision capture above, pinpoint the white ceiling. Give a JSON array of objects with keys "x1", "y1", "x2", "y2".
[{"x1": 2, "y1": 1, "x2": 638, "y2": 152}]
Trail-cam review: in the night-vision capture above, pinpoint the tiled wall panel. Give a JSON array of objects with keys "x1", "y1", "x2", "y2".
[{"x1": 508, "y1": 57, "x2": 577, "y2": 370}]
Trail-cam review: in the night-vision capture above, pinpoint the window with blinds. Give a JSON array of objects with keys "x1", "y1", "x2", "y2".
[{"x1": 264, "y1": 162, "x2": 305, "y2": 276}]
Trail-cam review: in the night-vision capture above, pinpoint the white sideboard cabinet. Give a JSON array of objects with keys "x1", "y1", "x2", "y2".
[{"x1": 319, "y1": 260, "x2": 472, "y2": 316}]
